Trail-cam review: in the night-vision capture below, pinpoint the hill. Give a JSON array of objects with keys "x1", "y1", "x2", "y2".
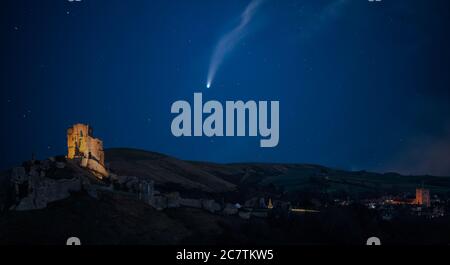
[{"x1": 105, "y1": 148, "x2": 450, "y2": 197}]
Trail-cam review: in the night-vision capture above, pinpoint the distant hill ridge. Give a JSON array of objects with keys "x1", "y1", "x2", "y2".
[{"x1": 104, "y1": 148, "x2": 450, "y2": 195}]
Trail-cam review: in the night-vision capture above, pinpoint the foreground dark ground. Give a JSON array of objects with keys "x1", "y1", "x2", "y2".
[
  {"x1": 1, "y1": 148, "x2": 450, "y2": 245},
  {"x1": 1, "y1": 191, "x2": 450, "y2": 245}
]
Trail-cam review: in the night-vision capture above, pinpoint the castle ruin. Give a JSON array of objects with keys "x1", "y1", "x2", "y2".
[{"x1": 67, "y1": 123, "x2": 108, "y2": 178}]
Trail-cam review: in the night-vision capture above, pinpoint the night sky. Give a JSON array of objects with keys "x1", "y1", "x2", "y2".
[{"x1": 1, "y1": 0, "x2": 449, "y2": 176}]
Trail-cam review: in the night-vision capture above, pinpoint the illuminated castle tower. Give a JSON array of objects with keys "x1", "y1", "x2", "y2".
[
  {"x1": 415, "y1": 188, "x2": 430, "y2": 207},
  {"x1": 67, "y1": 123, "x2": 108, "y2": 179}
]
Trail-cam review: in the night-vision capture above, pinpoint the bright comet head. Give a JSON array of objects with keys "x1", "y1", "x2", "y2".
[{"x1": 206, "y1": 82, "x2": 211, "y2": 89}]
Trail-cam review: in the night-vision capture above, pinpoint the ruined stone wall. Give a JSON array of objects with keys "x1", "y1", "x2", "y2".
[
  {"x1": 11, "y1": 164, "x2": 83, "y2": 211},
  {"x1": 88, "y1": 138, "x2": 105, "y2": 165},
  {"x1": 15, "y1": 177, "x2": 82, "y2": 211}
]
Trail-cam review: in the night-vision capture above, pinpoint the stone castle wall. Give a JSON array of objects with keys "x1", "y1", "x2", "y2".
[{"x1": 67, "y1": 124, "x2": 108, "y2": 178}]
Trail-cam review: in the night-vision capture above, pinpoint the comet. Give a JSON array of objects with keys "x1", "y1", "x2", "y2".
[{"x1": 206, "y1": 0, "x2": 266, "y2": 89}]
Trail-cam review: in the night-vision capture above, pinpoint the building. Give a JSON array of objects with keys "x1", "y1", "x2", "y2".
[
  {"x1": 267, "y1": 198, "x2": 273, "y2": 209},
  {"x1": 415, "y1": 188, "x2": 430, "y2": 207},
  {"x1": 67, "y1": 124, "x2": 108, "y2": 178}
]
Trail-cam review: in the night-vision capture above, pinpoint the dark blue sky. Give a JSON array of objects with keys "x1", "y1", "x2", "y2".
[{"x1": 1, "y1": 0, "x2": 449, "y2": 176}]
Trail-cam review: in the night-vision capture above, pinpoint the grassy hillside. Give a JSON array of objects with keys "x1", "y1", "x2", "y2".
[
  {"x1": 260, "y1": 166, "x2": 450, "y2": 195},
  {"x1": 106, "y1": 148, "x2": 450, "y2": 197}
]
